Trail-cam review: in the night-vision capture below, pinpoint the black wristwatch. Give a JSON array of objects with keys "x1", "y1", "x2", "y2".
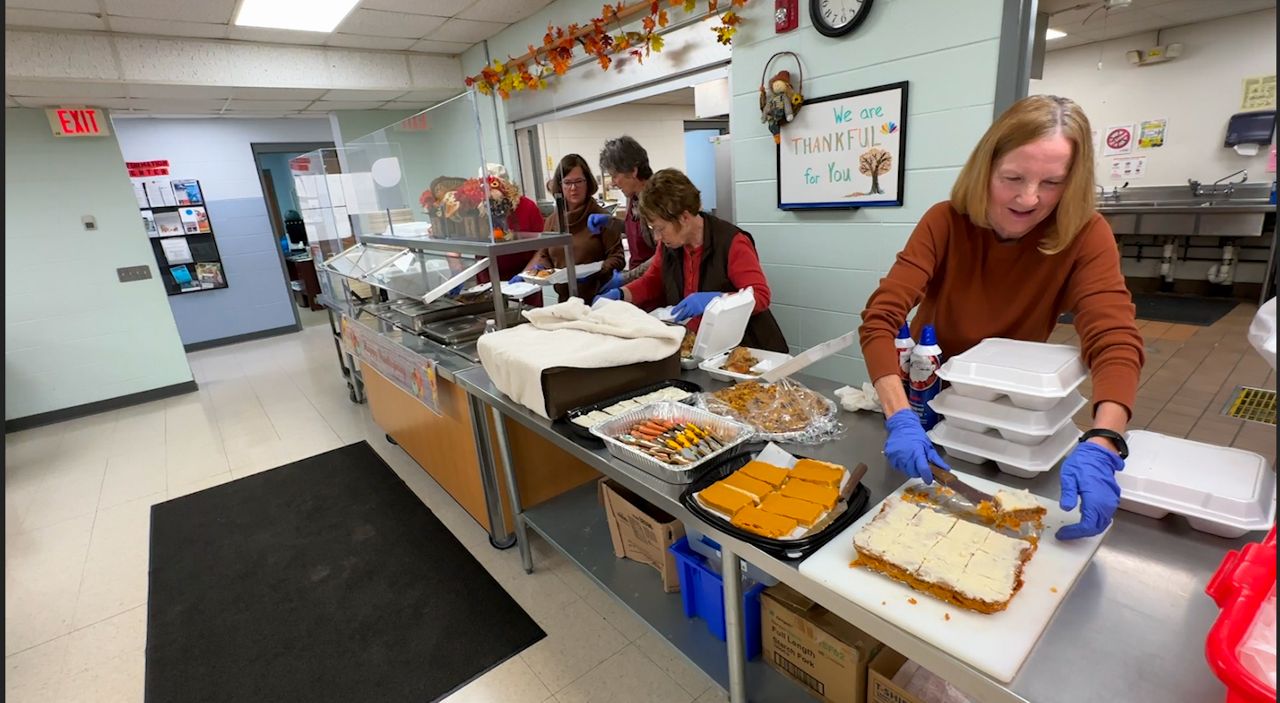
[{"x1": 1079, "y1": 429, "x2": 1129, "y2": 459}]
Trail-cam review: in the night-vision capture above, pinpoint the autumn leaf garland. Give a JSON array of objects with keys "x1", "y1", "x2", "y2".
[{"x1": 465, "y1": 0, "x2": 748, "y2": 99}]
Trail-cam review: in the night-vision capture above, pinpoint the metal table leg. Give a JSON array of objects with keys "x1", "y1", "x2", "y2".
[
  {"x1": 721, "y1": 547, "x2": 747, "y2": 703},
  {"x1": 490, "y1": 406, "x2": 534, "y2": 573},
  {"x1": 470, "y1": 395, "x2": 515, "y2": 549}
]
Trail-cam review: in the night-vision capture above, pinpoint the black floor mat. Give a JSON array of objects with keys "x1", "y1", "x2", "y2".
[
  {"x1": 145, "y1": 441, "x2": 543, "y2": 703},
  {"x1": 1058, "y1": 292, "x2": 1240, "y2": 327}
]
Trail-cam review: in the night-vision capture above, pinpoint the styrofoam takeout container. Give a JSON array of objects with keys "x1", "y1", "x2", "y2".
[
  {"x1": 928, "y1": 420, "x2": 1081, "y2": 478},
  {"x1": 927, "y1": 388, "x2": 1086, "y2": 446},
  {"x1": 700, "y1": 348, "x2": 794, "y2": 383},
  {"x1": 1119, "y1": 431, "x2": 1276, "y2": 538},
  {"x1": 936, "y1": 338, "x2": 1087, "y2": 411}
]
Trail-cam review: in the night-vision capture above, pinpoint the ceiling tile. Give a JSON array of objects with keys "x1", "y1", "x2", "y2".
[
  {"x1": 426, "y1": 17, "x2": 507, "y2": 44},
  {"x1": 382, "y1": 100, "x2": 434, "y2": 109},
  {"x1": 321, "y1": 88, "x2": 409, "y2": 100},
  {"x1": 337, "y1": 9, "x2": 448, "y2": 39},
  {"x1": 325, "y1": 33, "x2": 416, "y2": 50},
  {"x1": 5, "y1": 80, "x2": 127, "y2": 98},
  {"x1": 104, "y1": 0, "x2": 235, "y2": 24},
  {"x1": 5, "y1": 8, "x2": 107, "y2": 31},
  {"x1": 128, "y1": 97, "x2": 231, "y2": 111},
  {"x1": 408, "y1": 38, "x2": 472, "y2": 54},
  {"x1": 125, "y1": 83, "x2": 231, "y2": 99},
  {"x1": 397, "y1": 88, "x2": 462, "y2": 101},
  {"x1": 360, "y1": 0, "x2": 475, "y2": 16},
  {"x1": 457, "y1": 0, "x2": 551, "y2": 24},
  {"x1": 226, "y1": 26, "x2": 331, "y2": 45},
  {"x1": 226, "y1": 99, "x2": 315, "y2": 110},
  {"x1": 307, "y1": 100, "x2": 390, "y2": 110},
  {"x1": 108, "y1": 16, "x2": 227, "y2": 38},
  {"x1": 229, "y1": 87, "x2": 329, "y2": 100},
  {"x1": 14, "y1": 95, "x2": 133, "y2": 108},
  {"x1": 6, "y1": 0, "x2": 100, "y2": 12}
]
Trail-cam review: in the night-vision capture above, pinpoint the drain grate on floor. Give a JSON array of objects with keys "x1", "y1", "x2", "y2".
[{"x1": 1223, "y1": 386, "x2": 1278, "y2": 425}]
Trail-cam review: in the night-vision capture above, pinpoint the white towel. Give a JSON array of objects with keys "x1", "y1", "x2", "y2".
[{"x1": 478, "y1": 298, "x2": 684, "y2": 418}]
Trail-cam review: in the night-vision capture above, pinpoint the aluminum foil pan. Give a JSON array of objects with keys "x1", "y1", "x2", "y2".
[{"x1": 589, "y1": 402, "x2": 753, "y2": 484}]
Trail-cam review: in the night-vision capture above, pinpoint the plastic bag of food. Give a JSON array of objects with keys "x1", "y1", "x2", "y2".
[{"x1": 697, "y1": 378, "x2": 844, "y2": 444}]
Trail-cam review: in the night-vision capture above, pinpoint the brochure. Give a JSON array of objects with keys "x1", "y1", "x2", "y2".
[
  {"x1": 172, "y1": 179, "x2": 203, "y2": 206},
  {"x1": 142, "y1": 211, "x2": 157, "y2": 237},
  {"x1": 195, "y1": 262, "x2": 225, "y2": 287},
  {"x1": 160, "y1": 237, "x2": 193, "y2": 265},
  {"x1": 179, "y1": 206, "x2": 210, "y2": 234},
  {"x1": 154, "y1": 211, "x2": 183, "y2": 236}
]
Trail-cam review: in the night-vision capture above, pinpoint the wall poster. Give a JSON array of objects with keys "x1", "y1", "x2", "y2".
[
  {"x1": 777, "y1": 81, "x2": 908, "y2": 210},
  {"x1": 1102, "y1": 124, "x2": 1135, "y2": 157},
  {"x1": 1137, "y1": 119, "x2": 1167, "y2": 149},
  {"x1": 1241, "y1": 74, "x2": 1276, "y2": 111}
]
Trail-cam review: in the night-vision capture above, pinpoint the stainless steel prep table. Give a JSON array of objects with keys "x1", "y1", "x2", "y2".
[{"x1": 455, "y1": 364, "x2": 1253, "y2": 703}]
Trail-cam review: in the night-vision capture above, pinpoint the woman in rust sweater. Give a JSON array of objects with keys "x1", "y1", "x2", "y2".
[{"x1": 858, "y1": 95, "x2": 1144, "y2": 541}]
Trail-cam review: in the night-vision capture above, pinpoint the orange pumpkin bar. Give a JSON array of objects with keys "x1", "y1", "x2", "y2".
[
  {"x1": 731, "y1": 505, "x2": 798, "y2": 538},
  {"x1": 698, "y1": 482, "x2": 756, "y2": 517},
  {"x1": 789, "y1": 459, "x2": 845, "y2": 488},
  {"x1": 720, "y1": 472, "x2": 774, "y2": 503},
  {"x1": 759, "y1": 494, "x2": 825, "y2": 527},
  {"x1": 779, "y1": 480, "x2": 839, "y2": 511},
  {"x1": 738, "y1": 460, "x2": 790, "y2": 488}
]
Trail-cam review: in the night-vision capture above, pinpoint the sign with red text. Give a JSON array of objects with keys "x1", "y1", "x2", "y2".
[
  {"x1": 340, "y1": 315, "x2": 440, "y2": 415},
  {"x1": 126, "y1": 160, "x2": 171, "y2": 177},
  {"x1": 45, "y1": 107, "x2": 111, "y2": 137}
]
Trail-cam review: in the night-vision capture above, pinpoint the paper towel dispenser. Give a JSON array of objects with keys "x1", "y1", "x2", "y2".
[{"x1": 1225, "y1": 110, "x2": 1276, "y2": 147}]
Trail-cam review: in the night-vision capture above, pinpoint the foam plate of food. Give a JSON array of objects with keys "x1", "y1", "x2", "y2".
[{"x1": 699, "y1": 347, "x2": 793, "y2": 382}]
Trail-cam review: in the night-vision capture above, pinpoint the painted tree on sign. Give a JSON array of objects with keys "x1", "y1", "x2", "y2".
[{"x1": 859, "y1": 147, "x2": 892, "y2": 195}]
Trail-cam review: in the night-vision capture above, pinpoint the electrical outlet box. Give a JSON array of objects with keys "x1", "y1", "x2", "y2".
[
  {"x1": 82, "y1": 215, "x2": 97, "y2": 231},
  {"x1": 116, "y1": 266, "x2": 152, "y2": 282}
]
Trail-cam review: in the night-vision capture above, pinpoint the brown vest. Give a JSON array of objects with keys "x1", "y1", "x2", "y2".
[{"x1": 661, "y1": 214, "x2": 789, "y2": 353}]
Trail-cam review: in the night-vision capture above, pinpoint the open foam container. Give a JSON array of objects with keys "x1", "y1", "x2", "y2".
[
  {"x1": 928, "y1": 420, "x2": 1081, "y2": 478},
  {"x1": 936, "y1": 338, "x2": 1087, "y2": 411},
  {"x1": 928, "y1": 388, "x2": 1086, "y2": 446},
  {"x1": 1119, "y1": 430, "x2": 1276, "y2": 539}
]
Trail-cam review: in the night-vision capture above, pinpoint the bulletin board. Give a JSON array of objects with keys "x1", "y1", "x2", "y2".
[{"x1": 777, "y1": 81, "x2": 909, "y2": 210}]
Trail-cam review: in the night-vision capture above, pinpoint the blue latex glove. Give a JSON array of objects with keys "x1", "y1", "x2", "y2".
[
  {"x1": 598, "y1": 269, "x2": 624, "y2": 295},
  {"x1": 509, "y1": 264, "x2": 545, "y2": 284},
  {"x1": 1056, "y1": 442, "x2": 1123, "y2": 541},
  {"x1": 593, "y1": 289, "x2": 623, "y2": 304},
  {"x1": 671, "y1": 292, "x2": 720, "y2": 322},
  {"x1": 587, "y1": 214, "x2": 611, "y2": 235},
  {"x1": 883, "y1": 408, "x2": 950, "y2": 485}
]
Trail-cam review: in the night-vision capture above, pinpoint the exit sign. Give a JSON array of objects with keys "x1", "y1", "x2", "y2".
[{"x1": 46, "y1": 107, "x2": 110, "y2": 137}]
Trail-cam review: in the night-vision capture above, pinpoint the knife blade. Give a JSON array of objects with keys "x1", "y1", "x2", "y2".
[{"x1": 929, "y1": 464, "x2": 994, "y2": 505}]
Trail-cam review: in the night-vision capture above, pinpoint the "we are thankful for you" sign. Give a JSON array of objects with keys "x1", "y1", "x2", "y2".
[{"x1": 777, "y1": 81, "x2": 909, "y2": 210}]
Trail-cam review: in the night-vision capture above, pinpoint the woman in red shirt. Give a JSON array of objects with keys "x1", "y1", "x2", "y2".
[{"x1": 598, "y1": 169, "x2": 787, "y2": 352}]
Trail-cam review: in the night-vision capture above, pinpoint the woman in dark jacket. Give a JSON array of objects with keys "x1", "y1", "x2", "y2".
[{"x1": 514, "y1": 154, "x2": 624, "y2": 303}]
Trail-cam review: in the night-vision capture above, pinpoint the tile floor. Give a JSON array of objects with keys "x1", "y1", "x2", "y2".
[
  {"x1": 6, "y1": 301, "x2": 1275, "y2": 703},
  {"x1": 4, "y1": 315, "x2": 728, "y2": 703},
  {"x1": 1052, "y1": 301, "x2": 1277, "y2": 466}
]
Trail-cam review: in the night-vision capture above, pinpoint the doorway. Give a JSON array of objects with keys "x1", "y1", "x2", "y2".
[{"x1": 251, "y1": 141, "x2": 335, "y2": 327}]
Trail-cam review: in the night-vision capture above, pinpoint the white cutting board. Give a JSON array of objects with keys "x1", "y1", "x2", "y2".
[{"x1": 798, "y1": 471, "x2": 1106, "y2": 682}]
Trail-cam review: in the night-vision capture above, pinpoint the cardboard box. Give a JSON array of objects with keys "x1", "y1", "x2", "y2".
[
  {"x1": 761, "y1": 583, "x2": 882, "y2": 703},
  {"x1": 868, "y1": 647, "x2": 974, "y2": 703},
  {"x1": 867, "y1": 647, "x2": 920, "y2": 703},
  {"x1": 599, "y1": 478, "x2": 685, "y2": 592}
]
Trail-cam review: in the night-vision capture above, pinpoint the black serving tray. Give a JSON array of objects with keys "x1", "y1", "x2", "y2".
[
  {"x1": 679, "y1": 445, "x2": 871, "y2": 560},
  {"x1": 559, "y1": 379, "x2": 703, "y2": 444}
]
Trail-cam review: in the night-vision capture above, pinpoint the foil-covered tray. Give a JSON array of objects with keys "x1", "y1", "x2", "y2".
[{"x1": 589, "y1": 402, "x2": 753, "y2": 484}]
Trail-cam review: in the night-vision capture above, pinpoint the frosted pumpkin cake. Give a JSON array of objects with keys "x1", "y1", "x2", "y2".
[{"x1": 852, "y1": 498, "x2": 1036, "y2": 613}]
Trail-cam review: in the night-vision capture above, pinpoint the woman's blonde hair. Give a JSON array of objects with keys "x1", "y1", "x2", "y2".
[{"x1": 950, "y1": 94, "x2": 1097, "y2": 255}]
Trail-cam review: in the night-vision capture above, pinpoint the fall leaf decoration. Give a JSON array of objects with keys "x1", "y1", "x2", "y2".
[{"x1": 464, "y1": 0, "x2": 749, "y2": 99}]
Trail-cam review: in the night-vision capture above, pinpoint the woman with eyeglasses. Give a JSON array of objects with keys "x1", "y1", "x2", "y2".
[
  {"x1": 513, "y1": 153, "x2": 624, "y2": 304},
  {"x1": 596, "y1": 168, "x2": 788, "y2": 353}
]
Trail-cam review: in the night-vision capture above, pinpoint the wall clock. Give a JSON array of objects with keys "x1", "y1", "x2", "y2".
[{"x1": 811, "y1": 0, "x2": 872, "y2": 37}]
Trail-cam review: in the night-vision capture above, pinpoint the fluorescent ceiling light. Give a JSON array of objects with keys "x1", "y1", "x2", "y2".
[
  {"x1": 1045, "y1": 28, "x2": 1067, "y2": 40},
  {"x1": 234, "y1": 0, "x2": 359, "y2": 33}
]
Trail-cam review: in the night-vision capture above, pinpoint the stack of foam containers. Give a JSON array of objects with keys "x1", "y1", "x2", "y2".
[{"x1": 927, "y1": 339, "x2": 1088, "y2": 478}]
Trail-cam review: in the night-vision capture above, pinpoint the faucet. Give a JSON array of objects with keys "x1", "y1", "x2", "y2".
[
  {"x1": 1096, "y1": 182, "x2": 1128, "y2": 203},
  {"x1": 1213, "y1": 169, "x2": 1248, "y2": 199}
]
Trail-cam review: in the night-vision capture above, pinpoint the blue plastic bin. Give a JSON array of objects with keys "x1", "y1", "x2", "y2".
[{"x1": 668, "y1": 536, "x2": 764, "y2": 660}]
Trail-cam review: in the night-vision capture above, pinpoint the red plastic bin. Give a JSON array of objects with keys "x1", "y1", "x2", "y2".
[{"x1": 1205, "y1": 526, "x2": 1276, "y2": 703}]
